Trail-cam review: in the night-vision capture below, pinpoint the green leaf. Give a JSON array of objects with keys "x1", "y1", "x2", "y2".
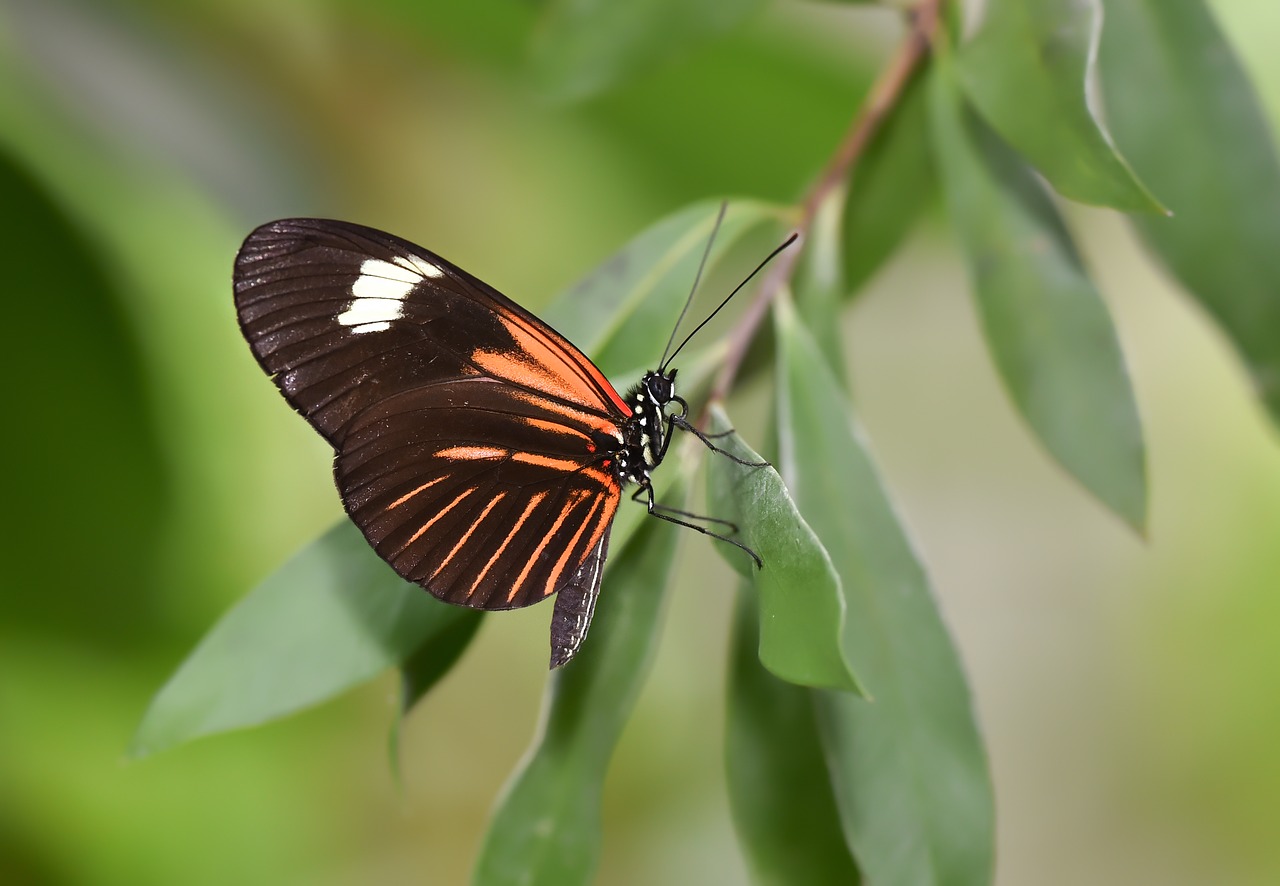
[
  {"x1": 957, "y1": 0, "x2": 1164, "y2": 213},
  {"x1": 705, "y1": 406, "x2": 864, "y2": 694},
  {"x1": 726, "y1": 592, "x2": 862, "y2": 886},
  {"x1": 1099, "y1": 0, "x2": 1280, "y2": 424},
  {"x1": 0, "y1": 146, "x2": 169, "y2": 650},
  {"x1": 529, "y1": 0, "x2": 769, "y2": 102},
  {"x1": 471, "y1": 485, "x2": 685, "y2": 886},
  {"x1": 546, "y1": 198, "x2": 784, "y2": 378},
  {"x1": 796, "y1": 198, "x2": 850, "y2": 377},
  {"x1": 390, "y1": 608, "x2": 484, "y2": 783},
  {"x1": 774, "y1": 296, "x2": 994, "y2": 886},
  {"x1": 399, "y1": 612, "x2": 485, "y2": 716},
  {"x1": 842, "y1": 61, "x2": 936, "y2": 295},
  {"x1": 132, "y1": 521, "x2": 479, "y2": 757},
  {"x1": 930, "y1": 60, "x2": 1148, "y2": 532}
]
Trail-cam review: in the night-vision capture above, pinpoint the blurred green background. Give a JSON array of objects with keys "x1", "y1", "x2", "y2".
[{"x1": 2, "y1": 1, "x2": 1280, "y2": 883}]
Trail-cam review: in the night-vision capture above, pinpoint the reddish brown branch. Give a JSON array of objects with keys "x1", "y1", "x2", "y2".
[{"x1": 707, "y1": 0, "x2": 944, "y2": 407}]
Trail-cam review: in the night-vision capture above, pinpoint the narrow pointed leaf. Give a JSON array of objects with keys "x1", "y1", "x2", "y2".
[
  {"x1": 391, "y1": 608, "x2": 486, "y2": 782},
  {"x1": 1100, "y1": 0, "x2": 1280, "y2": 424},
  {"x1": 930, "y1": 61, "x2": 1148, "y2": 531},
  {"x1": 705, "y1": 404, "x2": 864, "y2": 695},
  {"x1": 797, "y1": 199, "x2": 851, "y2": 377},
  {"x1": 400, "y1": 612, "x2": 485, "y2": 716},
  {"x1": 472, "y1": 485, "x2": 685, "y2": 886},
  {"x1": 529, "y1": 0, "x2": 768, "y2": 102},
  {"x1": 0, "y1": 148, "x2": 168, "y2": 649},
  {"x1": 957, "y1": 0, "x2": 1164, "y2": 213},
  {"x1": 548, "y1": 199, "x2": 783, "y2": 377},
  {"x1": 842, "y1": 64, "x2": 936, "y2": 295},
  {"x1": 132, "y1": 521, "x2": 478, "y2": 757},
  {"x1": 726, "y1": 592, "x2": 862, "y2": 886},
  {"x1": 774, "y1": 297, "x2": 994, "y2": 886}
]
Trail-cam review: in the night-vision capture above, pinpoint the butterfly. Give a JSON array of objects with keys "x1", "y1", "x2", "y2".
[{"x1": 233, "y1": 214, "x2": 790, "y2": 667}]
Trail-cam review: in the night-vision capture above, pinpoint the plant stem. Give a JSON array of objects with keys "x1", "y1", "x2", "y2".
[{"x1": 708, "y1": 0, "x2": 944, "y2": 407}]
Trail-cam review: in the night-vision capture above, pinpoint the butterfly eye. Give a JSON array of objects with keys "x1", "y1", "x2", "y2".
[{"x1": 646, "y1": 374, "x2": 674, "y2": 403}]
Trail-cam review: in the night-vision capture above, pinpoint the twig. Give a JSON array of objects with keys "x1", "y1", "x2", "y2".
[{"x1": 707, "y1": 0, "x2": 944, "y2": 407}]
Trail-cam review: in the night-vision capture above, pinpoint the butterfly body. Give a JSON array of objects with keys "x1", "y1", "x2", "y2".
[{"x1": 234, "y1": 219, "x2": 699, "y2": 667}]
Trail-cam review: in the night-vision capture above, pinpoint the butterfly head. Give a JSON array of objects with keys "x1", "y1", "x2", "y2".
[
  {"x1": 616, "y1": 368, "x2": 683, "y2": 482},
  {"x1": 643, "y1": 367, "x2": 678, "y2": 406}
]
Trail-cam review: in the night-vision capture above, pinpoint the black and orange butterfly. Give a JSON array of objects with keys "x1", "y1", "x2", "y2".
[{"x1": 234, "y1": 216, "x2": 789, "y2": 667}]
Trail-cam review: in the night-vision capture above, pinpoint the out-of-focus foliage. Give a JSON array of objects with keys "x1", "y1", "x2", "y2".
[{"x1": 4, "y1": 0, "x2": 1280, "y2": 884}]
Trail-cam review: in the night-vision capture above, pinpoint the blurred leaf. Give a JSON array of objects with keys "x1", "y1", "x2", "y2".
[
  {"x1": 472, "y1": 484, "x2": 685, "y2": 886},
  {"x1": 132, "y1": 522, "x2": 479, "y2": 757},
  {"x1": 957, "y1": 0, "x2": 1164, "y2": 213},
  {"x1": 399, "y1": 613, "x2": 485, "y2": 717},
  {"x1": 0, "y1": 146, "x2": 169, "y2": 648},
  {"x1": 390, "y1": 607, "x2": 484, "y2": 781},
  {"x1": 930, "y1": 60, "x2": 1148, "y2": 532},
  {"x1": 1099, "y1": 0, "x2": 1280, "y2": 423},
  {"x1": 842, "y1": 62, "x2": 936, "y2": 295},
  {"x1": 577, "y1": 24, "x2": 876, "y2": 205},
  {"x1": 726, "y1": 591, "x2": 862, "y2": 886},
  {"x1": 705, "y1": 406, "x2": 864, "y2": 694},
  {"x1": 774, "y1": 296, "x2": 994, "y2": 886},
  {"x1": 529, "y1": 0, "x2": 769, "y2": 102},
  {"x1": 549, "y1": 198, "x2": 785, "y2": 377},
  {"x1": 796, "y1": 198, "x2": 849, "y2": 375}
]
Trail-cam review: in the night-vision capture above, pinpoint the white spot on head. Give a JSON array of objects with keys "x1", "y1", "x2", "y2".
[{"x1": 338, "y1": 255, "x2": 443, "y2": 333}]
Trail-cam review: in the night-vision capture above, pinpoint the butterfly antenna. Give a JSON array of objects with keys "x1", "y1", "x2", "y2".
[
  {"x1": 660, "y1": 231, "x2": 799, "y2": 372},
  {"x1": 659, "y1": 202, "x2": 728, "y2": 370}
]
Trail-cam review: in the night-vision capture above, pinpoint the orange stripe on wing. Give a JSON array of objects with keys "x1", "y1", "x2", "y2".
[
  {"x1": 397, "y1": 486, "x2": 475, "y2": 554},
  {"x1": 579, "y1": 466, "x2": 616, "y2": 489},
  {"x1": 508, "y1": 490, "x2": 587, "y2": 603},
  {"x1": 387, "y1": 476, "x2": 447, "y2": 509},
  {"x1": 479, "y1": 312, "x2": 630, "y2": 415},
  {"x1": 437, "y1": 445, "x2": 507, "y2": 461},
  {"x1": 543, "y1": 494, "x2": 607, "y2": 602},
  {"x1": 507, "y1": 390, "x2": 622, "y2": 440},
  {"x1": 431, "y1": 491, "x2": 507, "y2": 584},
  {"x1": 516, "y1": 415, "x2": 596, "y2": 444},
  {"x1": 570, "y1": 494, "x2": 614, "y2": 589},
  {"x1": 510, "y1": 452, "x2": 585, "y2": 472},
  {"x1": 467, "y1": 491, "x2": 549, "y2": 600}
]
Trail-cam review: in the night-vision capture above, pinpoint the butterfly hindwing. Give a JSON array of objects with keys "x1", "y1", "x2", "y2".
[
  {"x1": 336, "y1": 378, "x2": 622, "y2": 609},
  {"x1": 549, "y1": 533, "x2": 610, "y2": 668}
]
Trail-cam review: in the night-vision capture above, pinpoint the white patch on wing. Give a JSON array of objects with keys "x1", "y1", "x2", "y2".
[
  {"x1": 394, "y1": 254, "x2": 444, "y2": 279},
  {"x1": 338, "y1": 255, "x2": 442, "y2": 333}
]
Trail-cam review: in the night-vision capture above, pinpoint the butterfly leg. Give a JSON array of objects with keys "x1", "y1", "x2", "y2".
[
  {"x1": 660, "y1": 396, "x2": 768, "y2": 466},
  {"x1": 629, "y1": 486, "x2": 739, "y2": 531},
  {"x1": 670, "y1": 414, "x2": 768, "y2": 471},
  {"x1": 635, "y1": 482, "x2": 763, "y2": 569}
]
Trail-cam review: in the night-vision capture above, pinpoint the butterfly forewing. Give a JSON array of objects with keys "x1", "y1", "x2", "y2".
[
  {"x1": 233, "y1": 219, "x2": 629, "y2": 446},
  {"x1": 233, "y1": 218, "x2": 628, "y2": 613}
]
